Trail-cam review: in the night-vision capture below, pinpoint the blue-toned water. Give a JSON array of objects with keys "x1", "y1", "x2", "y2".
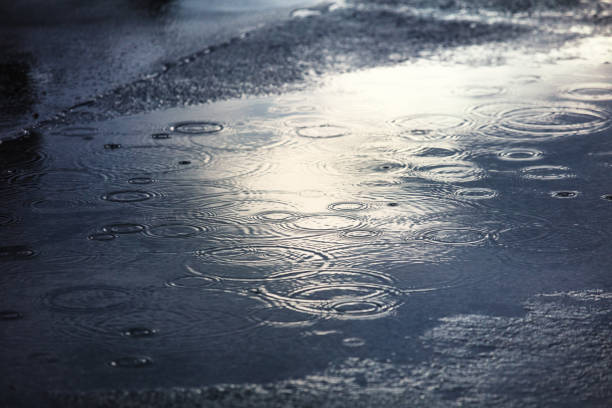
[{"x1": 1, "y1": 3, "x2": 611, "y2": 406}]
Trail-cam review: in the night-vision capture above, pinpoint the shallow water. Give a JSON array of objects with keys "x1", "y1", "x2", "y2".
[{"x1": 1, "y1": 33, "x2": 611, "y2": 397}]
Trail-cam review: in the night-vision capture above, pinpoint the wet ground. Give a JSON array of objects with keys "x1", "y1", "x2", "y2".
[{"x1": 1, "y1": 1, "x2": 612, "y2": 407}]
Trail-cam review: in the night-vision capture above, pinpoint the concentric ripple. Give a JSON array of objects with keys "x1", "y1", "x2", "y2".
[
  {"x1": 296, "y1": 125, "x2": 350, "y2": 139},
  {"x1": 454, "y1": 188, "x2": 498, "y2": 200},
  {"x1": 102, "y1": 223, "x2": 145, "y2": 234},
  {"x1": 328, "y1": 201, "x2": 371, "y2": 212},
  {"x1": 477, "y1": 103, "x2": 612, "y2": 140},
  {"x1": 145, "y1": 222, "x2": 212, "y2": 238},
  {"x1": 390, "y1": 114, "x2": 472, "y2": 140},
  {"x1": 258, "y1": 269, "x2": 402, "y2": 320},
  {"x1": 415, "y1": 227, "x2": 491, "y2": 246},
  {"x1": 282, "y1": 214, "x2": 366, "y2": 234},
  {"x1": 497, "y1": 148, "x2": 543, "y2": 162},
  {"x1": 186, "y1": 245, "x2": 331, "y2": 281},
  {"x1": 519, "y1": 165, "x2": 575, "y2": 180},
  {"x1": 44, "y1": 285, "x2": 132, "y2": 312},
  {"x1": 560, "y1": 83, "x2": 612, "y2": 101},
  {"x1": 411, "y1": 161, "x2": 485, "y2": 183},
  {"x1": 318, "y1": 154, "x2": 407, "y2": 177},
  {"x1": 9, "y1": 169, "x2": 106, "y2": 192},
  {"x1": 454, "y1": 85, "x2": 506, "y2": 98},
  {"x1": 171, "y1": 121, "x2": 224, "y2": 135},
  {"x1": 102, "y1": 190, "x2": 154, "y2": 203}
]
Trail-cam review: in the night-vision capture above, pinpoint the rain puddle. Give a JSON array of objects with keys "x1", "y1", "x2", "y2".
[{"x1": 1, "y1": 35, "x2": 611, "y2": 393}]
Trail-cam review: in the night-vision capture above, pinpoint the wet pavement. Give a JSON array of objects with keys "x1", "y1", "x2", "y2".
[{"x1": 1, "y1": 1, "x2": 612, "y2": 407}]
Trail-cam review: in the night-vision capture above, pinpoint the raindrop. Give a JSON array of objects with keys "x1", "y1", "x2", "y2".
[
  {"x1": 109, "y1": 356, "x2": 152, "y2": 368},
  {"x1": 102, "y1": 190, "x2": 153, "y2": 203},
  {"x1": 171, "y1": 121, "x2": 223, "y2": 135}
]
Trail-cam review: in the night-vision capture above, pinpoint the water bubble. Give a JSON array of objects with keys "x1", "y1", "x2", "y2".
[
  {"x1": 328, "y1": 202, "x2": 370, "y2": 212},
  {"x1": 171, "y1": 121, "x2": 223, "y2": 135},
  {"x1": 109, "y1": 356, "x2": 152, "y2": 368},
  {"x1": 520, "y1": 165, "x2": 575, "y2": 180},
  {"x1": 600, "y1": 194, "x2": 612, "y2": 201},
  {"x1": 88, "y1": 233, "x2": 116, "y2": 241},
  {"x1": 296, "y1": 125, "x2": 349, "y2": 139},
  {"x1": 45, "y1": 285, "x2": 132, "y2": 312},
  {"x1": 1, "y1": 310, "x2": 23, "y2": 320},
  {"x1": 152, "y1": 133, "x2": 171, "y2": 140},
  {"x1": 121, "y1": 327, "x2": 157, "y2": 338},
  {"x1": 104, "y1": 143, "x2": 121, "y2": 150},
  {"x1": 454, "y1": 188, "x2": 498, "y2": 200},
  {"x1": 497, "y1": 148, "x2": 543, "y2": 162},
  {"x1": 560, "y1": 83, "x2": 612, "y2": 101},
  {"x1": 551, "y1": 191, "x2": 579, "y2": 199},
  {"x1": 102, "y1": 190, "x2": 153, "y2": 203},
  {"x1": 342, "y1": 337, "x2": 366, "y2": 347}
]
